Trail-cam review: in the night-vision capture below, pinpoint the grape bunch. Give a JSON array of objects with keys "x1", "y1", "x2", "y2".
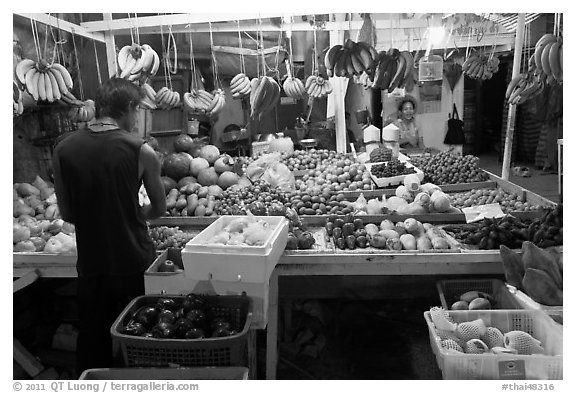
[
  {"x1": 370, "y1": 160, "x2": 416, "y2": 178},
  {"x1": 148, "y1": 226, "x2": 195, "y2": 250},
  {"x1": 368, "y1": 147, "x2": 392, "y2": 163}
]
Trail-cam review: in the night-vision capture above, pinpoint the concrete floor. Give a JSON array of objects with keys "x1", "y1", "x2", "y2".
[{"x1": 477, "y1": 152, "x2": 561, "y2": 204}]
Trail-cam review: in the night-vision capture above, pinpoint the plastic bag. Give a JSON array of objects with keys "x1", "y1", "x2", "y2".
[{"x1": 246, "y1": 152, "x2": 295, "y2": 192}]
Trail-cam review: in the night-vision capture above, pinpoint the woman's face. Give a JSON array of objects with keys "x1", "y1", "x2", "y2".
[{"x1": 400, "y1": 102, "x2": 415, "y2": 121}]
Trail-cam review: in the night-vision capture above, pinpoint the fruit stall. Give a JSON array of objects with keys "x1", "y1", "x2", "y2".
[{"x1": 13, "y1": 13, "x2": 563, "y2": 381}]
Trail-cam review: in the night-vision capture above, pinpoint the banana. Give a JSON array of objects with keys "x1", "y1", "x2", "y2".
[
  {"x1": 344, "y1": 52, "x2": 355, "y2": 76},
  {"x1": 121, "y1": 55, "x2": 137, "y2": 78},
  {"x1": 117, "y1": 45, "x2": 131, "y2": 72},
  {"x1": 238, "y1": 81, "x2": 252, "y2": 96},
  {"x1": 380, "y1": 56, "x2": 397, "y2": 90},
  {"x1": 249, "y1": 78, "x2": 260, "y2": 109},
  {"x1": 461, "y1": 56, "x2": 477, "y2": 72},
  {"x1": 534, "y1": 34, "x2": 557, "y2": 72},
  {"x1": 130, "y1": 46, "x2": 149, "y2": 76},
  {"x1": 388, "y1": 55, "x2": 406, "y2": 92},
  {"x1": 540, "y1": 42, "x2": 554, "y2": 77},
  {"x1": 399, "y1": 51, "x2": 414, "y2": 88},
  {"x1": 16, "y1": 59, "x2": 36, "y2": 85},
  {"x1": 149, "y1": 49, "x2": 160, "y2": 77},
  {"x1": 324, "y1": 44, "x2": 343, "y2": 74},
  {"x1": 206, "y1": 92, "x2": 221, "y2": 113},
  {"x1": 508, "y1": 77, "x2": 529, "y2": 104},
  {"x1": 37, "y1": 72, "x2": 47, "y2": 101},
  {"x1": 230, "y1": 73, "x2": 246, "y2": 91},
  {"x1": 350, "y1": 49, "x2": 365, "y2": 75},
  {"x1": 334, "y1": 49, "x2": 349, "y2": 77},
  {"x1": 251, "y1": 77, "x2": 269, "y2": 116},
  {"x1": 295, "y1": 78, "x2": 306, "y2": 96},
  {"x1": 141, "y1": 45, "x2": 155, "y2": 72},
  {"x1": 356, "y1": 45, "x2": 373, "y2": 70},
  {"x1": 24, "y1": 68, "x2": 38, "y2": 101},
  {"x1": 47, "y1": 69, "x2": 61, "y2": 100},
  {"x1": 505, "y1": 75, "x2": 524, "y2": 100},
  {"x1": 305, "y1": 75, "x2": 316, "y2": 91},
  {"x1": 155, "y1": 87, "x2": 169, "y2": 104},
  {"x1": 51, "y1": 63, "x2": 73, "y2": 90},
  {"x1": 50, "y1": 66, "x2": 69, "y2": 95},
  {"x1": 44, "y1": 71, "x2": 54, "y2": 102},
  {"x1": 142, "y1": 83, "x2": 156, "y2": 101},
  {"x1": 324, "y1": 80, "x2": 333, "y2": 94}
]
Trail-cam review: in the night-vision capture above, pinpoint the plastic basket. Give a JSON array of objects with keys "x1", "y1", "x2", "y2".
[
  {"x1": 437, "y1": 279, "x2": 522, "y2": 310},
  {"x1": 111, "y1": 294, "x2": 252, "y2": 368},
  {"x1": 79, "y1": 367, "x2": 249, "y2": 380},
  {"x1": 424, "y1": 309, "x2": 563, "y2": 380},
  {"x1": 364, "y1": 161, "x2": 424, "y2": 188},
  {"x1": 507, "y1": 286, "x2": 563, "y2": 325}
]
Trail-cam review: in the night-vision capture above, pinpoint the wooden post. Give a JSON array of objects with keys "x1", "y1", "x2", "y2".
[
  {"x1": 103, "y1": 13, "x2": 118, "y2": 78},
  {"x1": 329, "y1": 29, "x2": 348, "y2": 153},
  {"x1": 501, "y1": 13, "x2": 526, "y2": 180}
]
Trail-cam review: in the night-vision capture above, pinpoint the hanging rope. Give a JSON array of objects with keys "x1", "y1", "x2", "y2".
[
  {"x1": 30, "y1": 19, "x2": 41, "y2": 61},
  {"x1": 258, "y1": 16, "x2": 266, "y2": 77},
  {"x1": 92, "y1": 40, "x2": 102, "y2": 86},
  {"x1": 133, "y1": 13, "x2": 140, "y2": 45},
  {"x1": 128, "y1": 14, "x2": 135, "y2": 45},
  {"x1": 209, "y1": 22, "x2": 222, "y2": 90},
  {"x1": 159, "y1": 21, "x2": 171, "y2": 89},
  {"x1": 237, "y1": 20, "x2": 246, "y2": 75},
  {"x1": 312, "y1": 15, "x2": 319, "y2": 76},
  {"x1": 71, "y1": 30, "x2": 84, "y2": 100},
  {"x1": 188, "y1": 27, "x2": 198, "y2": 90},
  {"x1": 274, "y1": 21, "x2": 283, "y2": 81}
]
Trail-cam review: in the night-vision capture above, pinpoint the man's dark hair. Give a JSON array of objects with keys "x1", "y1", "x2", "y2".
[{"x1": 95, "y1": 77, "x2": 144, "y2": 119}]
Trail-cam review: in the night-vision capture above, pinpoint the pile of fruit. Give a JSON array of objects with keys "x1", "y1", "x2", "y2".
[
  {"x1": 13, "y1": 176, "x2": 77, "y2": 254},
  {"x1": 119, "y1": 294, "x2": 240, "y2": 340},
  {"x1": 448, "y1": 188, "x2": 542, "y2": 212},
  {"x1": 285, "y1": 208, "x2": 316, "y2": 251},
  {"x1": 148, "y1": 226, "x2": 195, "y2": 251},
  {"x1": 204, "y1": 216, "x2": 273, "y2": 247},
  {"x1": 443, "y1": 206, "x2": 562, "y2": 250},
  {"x1": 278, "y1": 149, "x2": 352, "y2": 172},
  {"x1": 411, "y1": 152, "x2": 489, "y2": 185},
  {"x1": 326, "y1": 215, "x2": 457, "y2": 251},
  {"x1": 500, "y1": 241, "x2": 562, "y2": 306},
  {"x1": 429, "y1": 307, "x2": 545, "y2": 355},
  {"x1": 449, "y1": 291, "x2": 495, "y2": 311},
  {"x1": 369, "y1": 160, "x2": 416, "y2": 178},
  {"x1": 214, "y1": 180, "x2": 292, "y2": 216},
  {"x1": 296, "y1": 161, "x2": 372, "y2": 193},
  {"x1": 368, "y1": 147, "x2": 393, "y2": 163}
]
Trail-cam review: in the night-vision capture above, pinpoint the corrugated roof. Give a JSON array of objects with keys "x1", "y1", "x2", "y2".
[{"x1": 483, "y1": 13, "x2": 544, "y2": 33}]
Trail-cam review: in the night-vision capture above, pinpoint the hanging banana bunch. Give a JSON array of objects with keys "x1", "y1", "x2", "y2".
[
  {"x1": 305, "y1": 75, "x2": 332, "y2": 98},
  {"x1": 282, "y1": 25, "x2": 306, "y2": 100},
  {"x1": 140, "y1": 83, "x2": 157, "y2": 110},
  {"x1": 371, "y1": 48, "x2": 415, "y2": 92},
  {"x1": 13, "y1": 81, "x2": 23, "y2": 116},
  {"x1": 15, "y1": 58, "x2": 76, "y2": 104},
  {"x1": 250, "y1": 76, "x2": 280, "y2": 119},
  {"x1": 462, "y1": 53, "x2": 500, "y2": 80},
  {"x1": 533, "y1": 33, "x2": 563, "y2": 84},
  {"x1": 117, "y1": 43, "x2": 160, "y2": 83},
  {"x1": 325, "y1": 39, "x2": 378, "y2": 79},
  {"x1": 68, "y1": 99, "x2": 96, "y2": 123},
  {"x1": 230, "y1": 73, "x2": 252, "y2": 99}
]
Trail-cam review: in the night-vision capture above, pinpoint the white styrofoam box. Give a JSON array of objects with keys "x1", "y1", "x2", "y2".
[
  {"x1": 365, "y1": 161, "x2": 424, "y2": 188},
  {"x1": 182, "y1": 215, "x2": 288, "y2": 283},
  {"x1": 382, "y1": 123, "x2": 400, "y2": 141},
  {"x1": 145, "y1": 249, "x2": 270, "y2": 329}
]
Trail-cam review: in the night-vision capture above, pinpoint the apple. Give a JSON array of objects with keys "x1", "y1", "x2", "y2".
[{"x1": 451, "y1": 300, "x2": 469, "y2": 310}]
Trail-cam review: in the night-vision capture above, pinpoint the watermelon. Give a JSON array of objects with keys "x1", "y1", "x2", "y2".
[{"x1": 162, "y1": 153, "x2": 193, "y2": 181}]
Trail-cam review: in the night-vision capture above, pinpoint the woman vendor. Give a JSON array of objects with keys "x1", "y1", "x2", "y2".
[{"x1": 390, "y1": 96, "x2": 424, "y2": 149}]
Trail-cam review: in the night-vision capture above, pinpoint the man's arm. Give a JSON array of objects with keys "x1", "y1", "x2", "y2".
[
  {"x1": 139, "y1": 143, "x2": 166, "y2": 220},
  {"x1": 52, "y1": 149, "x2": 76, "y2": 224}
]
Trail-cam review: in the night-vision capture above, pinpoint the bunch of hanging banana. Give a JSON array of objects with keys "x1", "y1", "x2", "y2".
[
  {"x1": 13, "y1": 81, "x2": 23, "y2": 116},
  {"x1": 117, "y1": 43, "x2": 160, "y2": 83},
  {"x1": 15, "y1": 58, "x2": 76, "y2": 104},
  {"x1": 182, "y1": 89, "x2": 215, "y2": 114},
  {"x1": 533, "y1": 33, "x2": 563, "y2": 84},
  {"x1": 230, "y1": 73, "x2": 252, "y2": 99},
  {"x1": 305, "y1": 75, "x2": 333, "y2": 98},
  {"x1": 372, "y1": 49, "x2": 415, "y2": 92},
  {"x1": 283, "y1": 76, "x2": 307, "y2": 99},
  {"x1": 140, "y1": 83, "x2": 157, "y2": 110},
  {"x1": 353, "y1": 71, "x2": 374, "y2": 90},
  {"x1": 325, "y1": 39, "x2": 378, "y2": 78},
  {"x1": 505, "y1": 71, "x2": 545, "y2": 106},
  {"x1": 155, "y1": 87, "x2": 181, "y2": 110},
  {"x1": 250, "y1": 76, "x2": 280, "y2": 119},
  {"x1": 206, "y1": 89, "x2": 226, "y2": 117},
  {"x1": 68, "y1": 99, "x2": 96, "y2": 123},
  {"x1": 462, "y1": 55, "x2": 500, "y2": 80}
]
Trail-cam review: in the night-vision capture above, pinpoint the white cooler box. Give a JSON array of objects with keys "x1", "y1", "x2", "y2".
[
  {"x1": 145, "y1": 248, "x2": 270, "y2": 329},
  {"x1": 181, "y1": 215, "x2": 288, "y2": 283}
]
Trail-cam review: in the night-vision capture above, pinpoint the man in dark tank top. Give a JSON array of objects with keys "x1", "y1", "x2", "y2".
[{"x1": 53, "y1": 77, "x2": 166, "y2": 375}]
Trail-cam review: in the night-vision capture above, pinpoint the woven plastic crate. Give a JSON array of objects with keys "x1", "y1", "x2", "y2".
[
  {"x1": 111, "y1": 294, "x2": 252, "y2": 368},
  {"x1": 79, "y1": 367, "x2": 249, "y2": 380},
  {"x1": 437, "y1": 279, "x2": 522, "y2": 310},
  {"x1": 424, "y1": 309, "x2": 563, "y2": 380}
]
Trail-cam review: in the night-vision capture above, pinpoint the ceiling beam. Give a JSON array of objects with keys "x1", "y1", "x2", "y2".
[{"x1": 14, "y1": 13, "x2": 106, "y2": 43}]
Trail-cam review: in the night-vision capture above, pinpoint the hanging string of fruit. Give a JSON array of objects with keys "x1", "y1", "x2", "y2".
[
  {"x1": 205, "y1": 22, "x2": 226, "y2": 117},
  {"x1": 15, "y1": 19, "x2": 78, "y2": 108},
  {"x1": 305, "y1": 22, "x2": 332, "y2": 99},
  {"x1": 182, "y1": 26, "x2": 215, "y2": 114},
  {"x1": 152, "y1": 25, "x2": 180, "y2": 110},
  {"x1": 462, "y1": 37, "x2": 501, "y2": 81},
  {"x1": 372, "y1": 48, "x2": 414, "y2": 92},
  {"x1": 117, "y1": 14, "x2": 160, "y2": 83},
  {"x1": 229, "y1": 20, "x2": 252, "y2": 100},
  {"x1": 282, "y1": 17, "x2": 306, "y2": 99},
  {"x1": 249, "y1": 18, "x2": 281, "y2": 119},
  {"x1": 67, "y1": 29, "x2": 95, "y2": 122}
]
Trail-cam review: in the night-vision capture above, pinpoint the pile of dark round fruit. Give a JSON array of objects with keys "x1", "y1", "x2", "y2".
[
  {"x1": 149, "y1": 226, "x2": 195, "y2": 250},
  {"x1": 411, "y1": 152, "x2": 489, "y2": 185},
  {"x1": 285, "y1": 209, "x2": 316, "y2": 250},
  {"x1": 325, "y1": 214, "x2": 369, "y2": 250},
  {"x1": 369, "y1": 146, "x2": 393, "y2": 163},
  {"x1": 119, "y1": 294, "x2": 239, "y2": 340},
  {"x1": 280, "y1": 149, "x2": 350, "y2": 171},
  {"x1": 214, "y1": 180, "x2": 293, "y2": 216},
  {"x1": 370, "y1": 159, "x2": 416, "y2": 178},
  {"x1": 289, "y1": 190, "x2": 352, "y2": 216}
]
